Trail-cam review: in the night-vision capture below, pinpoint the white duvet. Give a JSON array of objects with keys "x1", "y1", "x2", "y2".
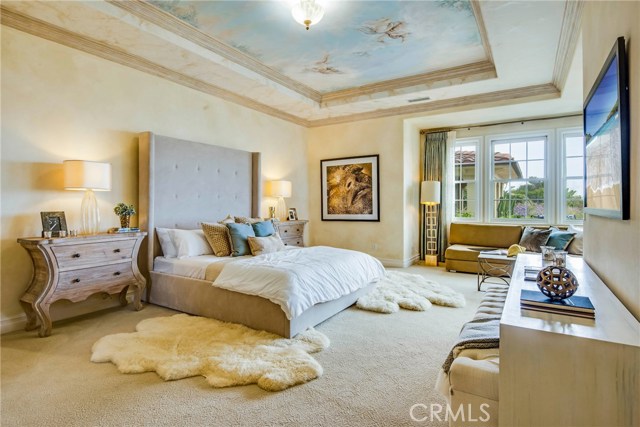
[{"x1": 213, "y1": 246, "x2": 385, "y2": 319}]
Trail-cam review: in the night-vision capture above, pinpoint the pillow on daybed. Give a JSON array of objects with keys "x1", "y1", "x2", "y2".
[
  {"x1": 566, "y1": 225, "x2": 583, "y2": 255},
  {"x1": 201, "y1": 222, "x2": 232, "y2": 257},
  {"x1": 226, "y1": 223, "x2": 256, "y2": 257},
  {"x1": 251, "y1": 220, "x2": 276, "y2": 237},
  {"x1": 156, "y1": 227, "x2": 178, "y2": 258},
  {"x1": 518, "y1": 227, "x2": 552, "y2": 252},
  {"x1": 248, "y1": 234, "x2": 285, "y2": 256},
  {"x1": 547, "y1": 227, "x2": 576, "y2": 250},
  {"x1": 170, "y1": 229, "x2": 213, "y2": 258}
]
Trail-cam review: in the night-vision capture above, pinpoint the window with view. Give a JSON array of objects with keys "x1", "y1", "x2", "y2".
[
  {"x1": 562, "y1": 132, "x2": 585, "y2": 222},
  {"x1": 453, "y1": 139, "x2": 479, "y2": 220},
  {"x1": 490, "y1": 136, "x2": 547, "y2": 221}
]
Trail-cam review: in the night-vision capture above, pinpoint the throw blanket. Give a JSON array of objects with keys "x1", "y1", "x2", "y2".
[
  {"x1": 442, "y1": 318, "x2": 500, "y2": 374},
  {"x1": 213, "y1": 246, "x2": 386, "y2": 319}
]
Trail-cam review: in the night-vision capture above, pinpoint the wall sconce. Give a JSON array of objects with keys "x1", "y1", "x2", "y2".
[
  {"x1": 421, "y1": 180, "x2": 441, "y2": 267},
  {"x1": 265, "y1": 180, "x2": 292, "y2": 221},
  {"x1": 63, "y1": 160, "x2": 111, "y2": 235}
]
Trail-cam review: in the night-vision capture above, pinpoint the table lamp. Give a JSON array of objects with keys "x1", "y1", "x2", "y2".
[
  {"x1": 265, "y1": 180, "x2": 292, "y2": 221},
  {"x1": 421, "y1": 180, "x2": 441, "y2": 266},
  {"x1": 63, "y1": 160, "x2": 112, "y2": 235}
]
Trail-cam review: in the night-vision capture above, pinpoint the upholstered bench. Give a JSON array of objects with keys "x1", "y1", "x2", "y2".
[{"x1": 436, "y1": 284, "x2": 508, "y2": 427}]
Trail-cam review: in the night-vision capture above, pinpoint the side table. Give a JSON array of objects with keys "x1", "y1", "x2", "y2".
[{"x1": 477, "y1": 252, "x2": 516, "y2": 291}]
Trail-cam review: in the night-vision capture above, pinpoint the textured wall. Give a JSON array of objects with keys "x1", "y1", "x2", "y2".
[
  {"x1": 1, "y1": 27, "x2": 308, "y2": 328},
  {"x1": 582, "y1": 1, "x2": 640, "y2": 320}
]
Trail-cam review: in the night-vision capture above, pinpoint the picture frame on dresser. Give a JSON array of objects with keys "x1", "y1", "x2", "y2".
[
  {"x1": 320, "y1": 154, "x2": 380, "y2": 221},
  {"x1": 288, "y1": 208, "x2": 298, "y2": 221},
  {"x1": 40, "y1": 211, "x2": 68, "y2": 237}
]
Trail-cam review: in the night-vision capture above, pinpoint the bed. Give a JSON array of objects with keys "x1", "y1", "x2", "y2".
[{"x1": 138, "y1": 132, "x2": 381, "y2": 338}]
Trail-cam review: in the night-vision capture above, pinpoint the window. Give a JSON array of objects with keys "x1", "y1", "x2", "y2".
[
  {"x1": 561, "y1": 130, "x2": 585, "y2": 222},
  {"x1": 453, "y1": 139, "x2": 480, "y2": 220},
  {"x1": 490, "y1": 136, "x2": 547, "y2": 221}
]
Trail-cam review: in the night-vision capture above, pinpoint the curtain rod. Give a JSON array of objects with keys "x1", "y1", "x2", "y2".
[{"x1": 419, "y1": 113, "x2": 582, "y2": 135}]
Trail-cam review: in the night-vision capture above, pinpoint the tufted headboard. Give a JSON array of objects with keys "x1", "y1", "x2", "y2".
[{"x1": 138, "y1": 132, "x2": 261, "y2": 278}]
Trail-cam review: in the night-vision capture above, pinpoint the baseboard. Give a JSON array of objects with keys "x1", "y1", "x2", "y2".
[
  {"x1": 376, "y1": 254, "x2": 420, "y2": 268},
  {"x1": 1, "y1": 314, "x2": 27, "y2": 335}
]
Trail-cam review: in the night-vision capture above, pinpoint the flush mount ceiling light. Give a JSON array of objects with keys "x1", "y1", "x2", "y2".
[{"x1": 291, "y1": 0, "x2": 325, "y2": 30}]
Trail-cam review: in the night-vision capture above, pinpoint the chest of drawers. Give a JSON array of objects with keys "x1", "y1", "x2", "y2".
[
  {"x1": 275, "y1": 220, "x2": 308, "y2": 247},
  {"x1": 18, "y1": 232, "x2": 147, "y2": 337}
]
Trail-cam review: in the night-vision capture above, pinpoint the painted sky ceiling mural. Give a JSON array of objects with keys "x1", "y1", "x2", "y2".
[{"x1": 147, "y1": 0, "x2": 486, "y2": 93}]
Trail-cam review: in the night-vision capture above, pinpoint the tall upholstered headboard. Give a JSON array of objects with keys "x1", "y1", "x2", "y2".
[{"x1": 138, "y1": 132, "x2": 261, "y2": 278}]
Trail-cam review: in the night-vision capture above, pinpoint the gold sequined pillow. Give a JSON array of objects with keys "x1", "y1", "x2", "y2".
[{"x1": 201, "y1": 222, "x2": 232, "y2": 257}]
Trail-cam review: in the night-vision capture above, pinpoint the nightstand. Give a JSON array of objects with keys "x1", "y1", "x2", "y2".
[
  {"x1": 17, "y1": 232, "x2": 147, "y2": 337},
  {"x1": 275, "y1": 220, "x2": 308, "y2": 247}
]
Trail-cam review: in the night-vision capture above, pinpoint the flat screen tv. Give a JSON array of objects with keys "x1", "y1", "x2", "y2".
[{"x1": 583, "y1": 36, "x2": 630, "y2": 220}]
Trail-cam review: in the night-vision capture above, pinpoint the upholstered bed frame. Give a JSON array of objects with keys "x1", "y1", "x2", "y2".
[{"x1": 138, "y1": 132, "x2": 373, "y2": 338}]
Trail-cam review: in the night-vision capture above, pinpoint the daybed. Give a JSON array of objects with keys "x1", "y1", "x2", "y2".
[{"x1": 138, "y1": 132, "x2": 382, "y2": 338}]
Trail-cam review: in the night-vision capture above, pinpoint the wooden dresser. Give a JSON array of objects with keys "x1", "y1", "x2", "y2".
[
  {"x1": 275, "y1": 220, "x2": 308, "y2": 247},
  {"x1": 18, "y1": 232, "x2": 147, "y2": 337}
]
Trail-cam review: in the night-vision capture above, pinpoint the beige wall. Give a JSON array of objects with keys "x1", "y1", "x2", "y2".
[
  {"x1": 582, "y1": 1, "x2": 640, "y2": 321},
  {"x1": 0, "y1": 27, "x2": 308, "y2": 330}
]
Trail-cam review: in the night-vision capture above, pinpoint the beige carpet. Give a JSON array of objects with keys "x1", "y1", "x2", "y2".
[{"x1": 1, "y1": 266, "x2": 483, "y2": 426}]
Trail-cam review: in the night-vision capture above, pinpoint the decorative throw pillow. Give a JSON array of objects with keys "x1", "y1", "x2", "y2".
[
  {"x1": 547, "y1": 227, "x2": 576, "y2": 250},
  {"x1": 226, "y1": 223, "x2": 256, "y2": 257},
  {"x1": 248, "y1": 234, "x2": 286, "y2": 256},
  {"x1": 252, "y1": 220, "x2": 276, "y2": 237},
  {"x1": 235, "y1": 216, "x2": 263, "y2": 225},
  {"x1": 169, "y1": 229, "x2": 213, "y2": 259},
  {"x1": 566, "y1": 225, "x2": 584, "y2": 255},
  {"x1": 155, "y1": 227, "x2": 177, "y2": 258},
  {"x1": 518, "y1": 227, "x2": 552, "y2": 252},
  {"x1": 201, "y1": 222, "x2": 232, "y2": 257},
  {"x1": 218, "y1": 214, "x2": 235, "y2": 224}
]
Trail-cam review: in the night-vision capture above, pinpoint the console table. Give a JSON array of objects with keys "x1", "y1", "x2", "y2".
[{"x1": 499, "y1": 254, "x2": 640, "y2": 426}]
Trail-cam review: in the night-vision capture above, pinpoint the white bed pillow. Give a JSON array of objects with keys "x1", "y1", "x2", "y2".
[
  {"x1": 170, "y1": 229, "x2": 214, "y2": 258},
  {"x1": 156, "y1": 228, "x2": 178, "y2": 258}
]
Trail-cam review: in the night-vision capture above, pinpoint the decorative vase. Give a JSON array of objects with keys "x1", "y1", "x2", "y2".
[
  {"x1": 536, "y1": 266, "x2": 579, "y2": 300},
  {"x1": 120, "y1": 215, "x2": 131, "y2": 229}
]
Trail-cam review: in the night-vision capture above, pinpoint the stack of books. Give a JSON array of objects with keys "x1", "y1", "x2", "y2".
[
  {"x1": 520, "y1": 289, "x2": 595, "y2": 319},
  {"x1": 524, "y1": 265, "x2": 541, "y2": 281},
  {"x1": 108, "y1": 227, "x2": 141, "y2": 234}
]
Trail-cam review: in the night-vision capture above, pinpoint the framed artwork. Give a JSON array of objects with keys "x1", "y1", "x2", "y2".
[
  {"x1": 40, "y1": 211, "x2": 68, "y2": 237},
  {"x1": 288, "y1": 208, "x2": 298, "y2": 221},
  {"x1": 321, "y1": 155, "x2": 380, "y2": 221}
]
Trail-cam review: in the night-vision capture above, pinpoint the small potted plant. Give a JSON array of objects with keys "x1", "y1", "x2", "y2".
[{"x1": 114, "y1": 203, "x2": 136, "y2": 229}]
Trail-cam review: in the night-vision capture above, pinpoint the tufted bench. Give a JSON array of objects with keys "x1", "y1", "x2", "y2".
[{"x1": 436, "y1": 284, "x2": 508, "y2": 427}]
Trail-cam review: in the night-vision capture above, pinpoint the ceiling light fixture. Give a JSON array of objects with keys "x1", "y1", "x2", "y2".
[{"x1": 291, "y1": 0, "x2": 325, "y2": 30}]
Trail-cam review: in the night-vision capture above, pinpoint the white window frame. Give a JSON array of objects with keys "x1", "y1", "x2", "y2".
[
  {"x1": 559, "y1": 127, "x2": 585, "y2": 225},
  {"x1": 486, "y1": 131, "x2": 551, "y2": 224},
  {"x1": 452, "y1": 138, "x2": 481, "y2": 221}
]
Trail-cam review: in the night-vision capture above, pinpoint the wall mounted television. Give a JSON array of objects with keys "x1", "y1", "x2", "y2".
[{"x1": 583, "y1": 36, "x2": 630, "y2": 220}]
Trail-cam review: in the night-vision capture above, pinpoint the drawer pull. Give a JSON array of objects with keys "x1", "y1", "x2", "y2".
[
  {"x1": 296, "y1": 228, "x2": 300, "y2": 232},
  {"x1": 113, "y1": 248, "x2": 121, "y2": 253},
  {"x1": 114, "y1": 271, "x2": 121, "y2": 276},
  {"x1": 72, "y1": 278, "x2": 80, "y2": 283},
  {"x1": 284, "y1": 230, "x2": 288, "y2": 233},
  {"x1": 72, "y1": 253, "x2": 81, "y2": 258}
]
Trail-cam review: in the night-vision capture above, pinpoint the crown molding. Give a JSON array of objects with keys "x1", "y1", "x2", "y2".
[
  {"x1": 552, "y1": 0, "x2": 584, "y2": 91},
  {"x1": 0, "y1": 7, "x2": 311, "y2": 127},
  {"x1": 470, "y1": 0, "x2": 494, "y2": 65},
  {"x1": 308, "y1": 84, "x2": 560, "y2": 127},
  {"x1": 320, "y1": 61, "x2": 496, "y2": 106}
]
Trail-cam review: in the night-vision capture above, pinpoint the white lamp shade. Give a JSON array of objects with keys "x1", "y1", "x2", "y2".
[
  {"x1": 265, "y1": 180, "x2": 292, "y2": 198},
  {"x1": 420, "y1": 181, "x2": 441, "y2": 205},
  {"x1": 63, "y1": 160, "x2": 112, "y2": 191}
]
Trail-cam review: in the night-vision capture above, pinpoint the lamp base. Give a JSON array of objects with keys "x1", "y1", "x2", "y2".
[
  {"x1": 275, "y1": 197, "x2": 288, "y2": 222},
  {"x1": 81, "y1": 189, "x2": 101, "y2": 235},
  {"x1": 424, "y1": 255, "x2": 438, "y2": 267}
]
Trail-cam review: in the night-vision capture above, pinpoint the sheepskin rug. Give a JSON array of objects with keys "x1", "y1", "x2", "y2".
[
  {"x1": 356, "y1": 270, "x2": 466, "y2": 313},
  {"x1": 90, "y1": 314, "x2": 329, "y2": 391}
]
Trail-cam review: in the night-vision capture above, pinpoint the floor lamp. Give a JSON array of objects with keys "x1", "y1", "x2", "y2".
[{"x1": 421, "y1": 181, "x2": 441, "y2": 267}]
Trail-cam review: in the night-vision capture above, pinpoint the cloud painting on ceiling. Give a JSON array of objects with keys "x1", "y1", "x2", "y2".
[{"x1": 147, "y1": 0, "x2": 486, "y2": 93}]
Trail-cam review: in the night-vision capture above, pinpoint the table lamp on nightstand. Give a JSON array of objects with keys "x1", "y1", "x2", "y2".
[
  {"x1": 63, "y1": 160, "x2": 111, "y2": 235},
  {"x1": 421, "y1": 180, "x2": 441, "y2": 267},
  {"x1": 265, "y1": 180, "x2": 292, "y2": 222}
]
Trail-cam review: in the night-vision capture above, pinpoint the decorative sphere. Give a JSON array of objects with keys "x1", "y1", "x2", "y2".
[{"x1": 536, "y1": 266, "x2": 579, "y2": 300}]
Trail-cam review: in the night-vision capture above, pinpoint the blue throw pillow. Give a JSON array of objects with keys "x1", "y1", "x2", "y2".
[
  {"x1": 226, "y1": 223, "x2": 256, "y2": 257},
  {"x1": 547, "y1": 228, "x2": 576, "y2": 250},
  {"x1": 252, "y1": 220, "x2": 276, "y2": 237}
]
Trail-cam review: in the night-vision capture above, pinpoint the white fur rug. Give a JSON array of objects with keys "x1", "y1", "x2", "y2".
[
  {"x1": 356, "y1": 270, "x2": 466, "y2": 313},
  {"x1": 91, "y1": 314, "x2": 329, "y2": 391}
]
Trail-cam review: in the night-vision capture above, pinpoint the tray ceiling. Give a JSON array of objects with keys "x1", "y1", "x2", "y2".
[{"x1": 0, "y1": 0, "x2": 583, "y2": 127}]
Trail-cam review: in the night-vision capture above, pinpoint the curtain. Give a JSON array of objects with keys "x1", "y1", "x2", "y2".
[{"x1": 420, "y1": 130, "x2": 456, "y2": 263}]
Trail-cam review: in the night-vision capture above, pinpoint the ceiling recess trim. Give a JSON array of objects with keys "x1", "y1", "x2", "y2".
[
  {"x1": 552, "y1": 0, "x2": 584, "y2": 91},
  {"x1": 0, "y1": 7, "x2": 310, "y2": 127}
]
